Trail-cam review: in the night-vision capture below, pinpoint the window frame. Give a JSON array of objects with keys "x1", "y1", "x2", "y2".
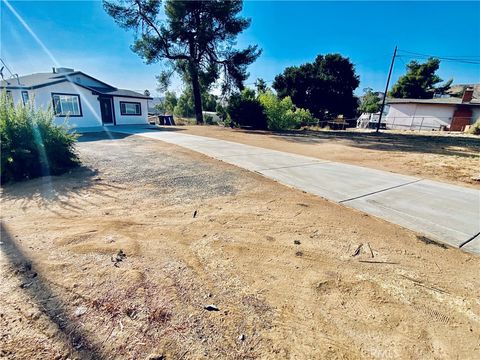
[
  {"x1": 51, "y1": 92, "x2": 83, "y2": 117},
  {"x1": 119, "y1": 101, "x2": 142, "y2": 116},
  {"x1": 21, "y1": 91, "x2": 29, "y2": 105}
]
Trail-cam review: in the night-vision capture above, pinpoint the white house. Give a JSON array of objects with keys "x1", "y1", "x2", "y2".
[
  {"x1": 1, "y1": 67, "x2": 152, "y2": 129},
  {"x1": 385, "y1": 87, "x2": 480, "y2": 131}
]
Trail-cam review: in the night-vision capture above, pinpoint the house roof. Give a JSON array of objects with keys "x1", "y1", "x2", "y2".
[
  {"x1": 386, "y1": 97, "x2": 480, "y2": 106},
  {"x1": 82, "y1": 86, "x2": 152, "y2": 99},
  {"x1": 1, "y1": 70, "x2": 151, "y2": 99}
]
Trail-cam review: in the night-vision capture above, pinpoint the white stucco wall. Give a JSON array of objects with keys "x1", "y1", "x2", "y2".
[
  {"x1": 6, "y1": 88, "x2": 32, "y2": 106},
  {"x1": 6, "y1": 83, "x2": 102, "y2": 127},
  {"x1": 385, "y1": 103, "x2": 454, "y2": 130},
  {"x1": 33, "y1": 82, "x2": 103, "y2": 127},
  {"x1": 112, "y1": 96, "x2": 149, "y2": 125},
  {"x1": 5, "y1": 83, "x2": 149, "y2": 128}
]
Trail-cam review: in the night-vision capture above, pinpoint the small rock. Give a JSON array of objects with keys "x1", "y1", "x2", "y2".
[
  {"x1": 30, "y1": 311, "x2": 41, "y2": 320},
  {"x1": 295, "y1": 251, "x2": 303, "y2": 257},
  {"x1": 238, "y1": 334, "x2": 246, "y2": 341},
  {"x1": 74, "y1": 306, "x2": 87, "y2": 317},
  {"x1": 294, "y1": 240, "x2": 301, "y2": 245},
  {"x1": 204, "y1": 304, "x2": 219, "y2": 311},
  {"x1": 20, "y1": 282, "x2": 33, "y2": 289}
]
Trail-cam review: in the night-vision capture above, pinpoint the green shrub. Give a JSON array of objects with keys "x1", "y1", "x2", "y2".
[
  {"x1": 0, "y1": 92, "x2": 80, "y2": 184},
  {"x1": 468, "y1": 120, "x2": 480, "y2": 135},
  {"x1": 205, "y1": 115, "x2": 216, "y2": 125},
  {"x1": 258, "y1": 91, "x2": 316, "y2": 130},
  {"x1": 227, "y1": 89, "x2": 267, "y2": 129}
]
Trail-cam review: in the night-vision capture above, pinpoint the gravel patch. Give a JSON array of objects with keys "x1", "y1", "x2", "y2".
[{"x1": 76, "y1": 132, "x2": 239, "y2": 202}]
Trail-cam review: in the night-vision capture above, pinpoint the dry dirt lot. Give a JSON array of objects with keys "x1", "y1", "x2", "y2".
[
  {"x1": 1, "y1": 132, "x2": 479, "y2": 360},
  {"x1": 180, "y1": 126, "x2": 480, "y2": 188}
]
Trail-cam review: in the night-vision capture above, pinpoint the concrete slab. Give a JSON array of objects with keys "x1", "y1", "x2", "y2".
[
  {"x1": 111, "y1": 128, "x2": 480, "y2": 254},
  {"x1": 182, "y1": 141, "x2": 274, "y2": 158},
  {"x1": 346, "y1": 180, "x2": 480, "y2": 247},
  {"x1": 217, "y1": 152, "x2": 327, "y2": 172},
  {"x1": 261, "y1": 162, "x2": 419, "y2": 202},
  {"x1": 461, "y1": 235, "x2": 480, "y2": 255}
]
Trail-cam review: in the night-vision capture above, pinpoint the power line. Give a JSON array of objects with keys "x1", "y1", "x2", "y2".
[
  {"x1": 398, "y1": 49, "x2": 480, "y2": 59},
  {"x1": 397, "y1": 50, "x2": 480, "y2": 65}
]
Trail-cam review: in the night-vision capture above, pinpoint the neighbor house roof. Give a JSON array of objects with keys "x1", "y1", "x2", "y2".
[
  {"x1": 1, "y1": 70, "x2": 151, "y2": 99},
  {"x1": 386, "y1": 97, "x2": 480, "y2": 106}
]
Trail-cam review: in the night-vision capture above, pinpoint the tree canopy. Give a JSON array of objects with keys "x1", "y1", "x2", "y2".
[
  {"x1": 389, "y1": 58, "x2": 452, "y2": 99},
  {"x1": 358, "y1": 88, "x2": 381, "y2": 113},
  {"x1": 272, "y1": 54, "x2": 360, "y2": 120},
  {"x1": 255, "y1": 78, "x2": 268, "y2": 94},
  {"x1": 103, "y1": 0, "x2": 260, "y2": 124},
  {"x1": 154, "y1": 90, "x2": 177, "y2": 114}
]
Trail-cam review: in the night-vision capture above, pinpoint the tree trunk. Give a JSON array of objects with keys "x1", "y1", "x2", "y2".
[{"x1": 189, "y1": 61, "x2": 204, "y2": 125}]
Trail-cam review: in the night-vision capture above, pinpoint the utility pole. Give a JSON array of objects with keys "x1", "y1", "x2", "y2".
[{"x1": 376, "y1": 46, "x2": 397, "y2": 133}]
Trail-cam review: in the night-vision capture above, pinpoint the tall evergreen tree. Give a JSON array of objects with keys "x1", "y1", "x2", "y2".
[
  {"x1": 104, "y1": 0, "x2": 260, "y2": 124},
  {"x1": 390, "y1": 58, "x2": 452, "y2": 99}
]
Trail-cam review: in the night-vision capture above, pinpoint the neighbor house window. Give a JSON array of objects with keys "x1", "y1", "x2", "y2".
[
  {"x1": 52, "y1": 93, "x2": 82, "y2": 116},
  {"x1": 22, "y1": 91, "x2": 29, "y2": 105},
  {"x1": 120, "y1": 101, "x2": 141, "y2": 116},
  {"x1": 6, "y1": 90, "x2": 12, "y2": 101}
]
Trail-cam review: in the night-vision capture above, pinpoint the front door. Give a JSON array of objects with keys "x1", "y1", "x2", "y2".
[{"x1": 99, "y1": 97, "x2": 114, "y2": 124}]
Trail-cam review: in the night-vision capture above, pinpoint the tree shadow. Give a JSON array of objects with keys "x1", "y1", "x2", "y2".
[
  {"x1": 1, "y1": 165, "x2": 122, "y2": 217},
  {"x1": 76, "y1": 126, "x2": 185, "y2": 143},
  {"x1": 0, "y1": 222, "x2": 106, "y2": 359},
  {"x1": 233, "y1": 128, "x2": 480, "y2": 157}
]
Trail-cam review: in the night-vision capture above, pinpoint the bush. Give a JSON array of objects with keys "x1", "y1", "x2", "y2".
[
  {"x1": 226, "y1": 89, "x2": 267, "y2": 129},
  {"x1": 468, "y1": 120, "x2": 480, "y2": 135},
  {"x1": 0, "y1": 92, "x2": 79, "y2": 184},
  {"x1": 259, "y1": 91, "x2": 316, "y2": 130},
  {"x1": 205, "y1": 115, "x2": 216, "y2": 125}
]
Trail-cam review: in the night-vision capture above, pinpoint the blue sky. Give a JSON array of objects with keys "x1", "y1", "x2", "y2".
[{"x1": 1, "y1": 1, "x2": 479, "y2": 97}]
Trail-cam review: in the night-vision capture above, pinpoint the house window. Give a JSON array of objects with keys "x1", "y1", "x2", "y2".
[
  {"x1": 52, "y1": 93, "x2": 82, "y2": 116},
  {"x1": 6, "y1": 90, "x2": 12, "y2": 101},
  {"x1": 120, "y1": 101, "x2": 141, "y2": 116},
  {"x1": 22, "y1": 91, "x2": 29, "y2": 105}
]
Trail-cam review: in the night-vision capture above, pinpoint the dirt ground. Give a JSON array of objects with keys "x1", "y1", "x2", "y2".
[
  {"x1": 1, "y1": 133, "x2": 479, "y2": 360},
  {"x1": 179, "y1": 126, "x2": 480, "y2": 188}
]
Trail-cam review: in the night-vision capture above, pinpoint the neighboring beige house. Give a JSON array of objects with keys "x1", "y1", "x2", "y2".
[
  {"x1": 385, "y1": 87, "x2": 480, "y2": 131},
  {"x1": 1, "y1": 67, "x2": 152, "y2": 129}
]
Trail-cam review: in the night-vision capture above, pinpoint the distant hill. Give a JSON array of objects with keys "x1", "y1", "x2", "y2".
[{"x1": 148, "y1": 97, "x2": 165, "y2": 115}]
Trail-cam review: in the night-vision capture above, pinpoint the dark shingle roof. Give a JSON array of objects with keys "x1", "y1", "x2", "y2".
[
  {"x1": 386, "y1": 97, "x2": 480, "y2": 105},
  {"x1": 1, "y1": 72, "x2": 60, "y2": 88},
  {"x1": 1, "y1": 70, "x2": 151, "y2": 99},
  {"x1": 84, "y1": 86, "x2": 152, "y2": 99}
]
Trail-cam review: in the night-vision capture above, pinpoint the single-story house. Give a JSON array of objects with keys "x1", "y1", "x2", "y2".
[
  {"x1": 1, "y1": 67, "x2": 152, "y2": 129},
  {"x1": 385, "y1": 87, "x2": 480, "y2": 131}
]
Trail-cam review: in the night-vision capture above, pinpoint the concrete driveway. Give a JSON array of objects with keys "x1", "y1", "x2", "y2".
[{"x1": 113, "y1": 127, "x2": 480, "y2": 254}]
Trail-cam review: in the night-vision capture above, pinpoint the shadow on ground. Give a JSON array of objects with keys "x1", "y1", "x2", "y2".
[
  {"x1": 0, "y1": 222, "x2": 105, "y2": 359},
  {"x1": 236, "y1": 128, "x2": 480, "y2": 157},
  {"x1": 1, "y1": 165, "x2": 121, "y2": 215},
  {"x1": 76, "y1": 126, "x2": 185, "y2": 143}
]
